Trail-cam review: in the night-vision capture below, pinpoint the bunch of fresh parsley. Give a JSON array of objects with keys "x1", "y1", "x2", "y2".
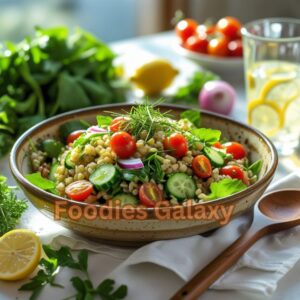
[
  {"x1": 19, "y1": 245, "x2": 127, "y2": 300},
  {"x1": 0, "y1": 26, "x2": 128, "y2": 157},
  {"x1": 0, "y1": 175, "x2": 27, "y2": 236}
]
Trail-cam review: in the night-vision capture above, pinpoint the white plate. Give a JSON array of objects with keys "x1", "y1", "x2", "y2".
[{"x1": 174, "y1": 44, "x2": 244, "y2": 76}]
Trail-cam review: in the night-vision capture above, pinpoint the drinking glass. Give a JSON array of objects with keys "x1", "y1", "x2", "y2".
[{"x1": 242, "y1": 18, "x2": 300, "y2": 156}]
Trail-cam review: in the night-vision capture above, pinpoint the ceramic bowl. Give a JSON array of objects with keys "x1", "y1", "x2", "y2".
[
  {"x1": 10, "y1": 104, "x2": 277, "y2": 245},
  {"x1": 174, "y1": 44, "x2": 243, "y2": 76}
]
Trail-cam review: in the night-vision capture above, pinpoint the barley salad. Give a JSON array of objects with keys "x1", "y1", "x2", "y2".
[{"x1": 26, "y1": 103, "x2": 262, "y2": 207}]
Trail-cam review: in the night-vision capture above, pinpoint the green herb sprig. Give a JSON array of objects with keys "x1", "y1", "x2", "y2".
[{"x1": 19, "y1": 245, "x2": 128, "y2": 300}]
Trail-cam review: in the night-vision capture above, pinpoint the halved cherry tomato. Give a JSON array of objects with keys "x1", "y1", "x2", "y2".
[
  {"x1": 184, "y1": 35, "x2": 209, "y2": 54},
  {"x1": 220, "y1": 165, "x2": 249, "y2": 185},
  {"x1": 139, "y1": 182, "x2": 163, "y2": 207},
  {"x1": 216, "y1": 16, "x2": 242, "y2": 40},
  {"x1": 163, "y1": 133, "x2": 188, "y2": 159},
  {"x1": 175, "y1": 18, "x2": 198, "y2": 42},
  {"x1": 228, "y1": 40, "x2": 243, "y2": 57},
  {"x1": 212, "y1": 142, "x2": 224, "y2": 149},
  {"x1": 65, "y1": 180, "x2": 93, "y2": 201},
  {"x1": 192, "y1": 155, "x2": 212, "y2": 178},
  {"x1": 67, "y1": 130, "x2": 85, "y2": 145},
  {"x1": 223, "y1": 142, "x2": 246, "y2": 159},
  {"x1": 110, "y1": 131, "x2": 137, "y2": 159},
  {"x1": 110, "y1": 117, "x2": 129, "y2": 132},
  {"x1": 208, "y1": 37, "x2": 229, "y2": 56}
]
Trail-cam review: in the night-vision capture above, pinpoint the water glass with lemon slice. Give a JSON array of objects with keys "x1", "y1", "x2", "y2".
[{"x1": 242, "y1": 18, "x2": 300, "y2": 156}]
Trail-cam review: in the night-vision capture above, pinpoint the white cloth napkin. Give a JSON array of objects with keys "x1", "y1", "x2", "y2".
[{"x1": 51, "y1": 172, "x2": 300, "y2": 299}]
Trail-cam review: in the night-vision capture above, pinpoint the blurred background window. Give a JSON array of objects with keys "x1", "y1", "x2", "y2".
[{"x1": 0, "y1": 0, "x2": 299, "y2": 42}]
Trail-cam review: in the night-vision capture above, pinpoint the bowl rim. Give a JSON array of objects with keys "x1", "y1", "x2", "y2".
[
  {"x1": 10, "y1": 103, "x2": 278, "y2": 211},
  {"x1": 174, "y1": 44, "x2": 243, "y2": 65}
]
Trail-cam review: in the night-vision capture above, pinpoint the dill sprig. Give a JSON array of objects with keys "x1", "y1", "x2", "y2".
[{"x1": 109, "y1": 101, "x2": 181, "y2": 140}]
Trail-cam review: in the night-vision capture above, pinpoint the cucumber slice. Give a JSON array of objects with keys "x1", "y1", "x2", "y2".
[
  {"x1": 89, "y1": 164, "x2": 119, "y2": 191},
  {"x1": 111, "y1": 193, "x2": 139, "y2": 207},
  {"x1": 65, "y1": 151, "x2": 75, "y2": 169},
  {"x1": 166, "y1": 173, "x2": 196, "y2": 200},
  {"x1": 49, "y1": 162, "x2": 59, "y2": 182},
  {"x1": 203, "y1": 147, "x2": 224, "y2": 167}
]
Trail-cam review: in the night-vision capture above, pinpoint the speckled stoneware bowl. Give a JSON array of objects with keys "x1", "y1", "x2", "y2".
[{"x1": 10, "y1": 104, "x2": 278, "y2": 245}]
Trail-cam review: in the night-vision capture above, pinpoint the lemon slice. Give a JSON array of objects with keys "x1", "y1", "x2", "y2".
[
  {"x1": 248, "y1": 99, "x2": 284, "y2": 137},
  {"x1": 0, "y1": 229, "x2": 42, "y2": 281}
]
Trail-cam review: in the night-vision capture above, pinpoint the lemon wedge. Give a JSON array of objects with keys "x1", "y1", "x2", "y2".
[
  {"x1": 130, "y1": 59, "x2": 178, "y2": 95},
  {"x1": 248, "y1": 99, "x2": 284, "y2": 137},
  {"x1": 0, "y1": 229, "x2": 42, "y2": 281}
]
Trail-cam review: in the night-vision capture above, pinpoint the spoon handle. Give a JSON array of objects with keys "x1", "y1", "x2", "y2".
[{"x1": 170, "y1": 227, "x2": 268, "y2": 300}]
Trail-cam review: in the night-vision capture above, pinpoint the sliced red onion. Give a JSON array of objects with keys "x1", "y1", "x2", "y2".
[
  {"x1": 87, "y1": 126, "x2": 108, "y2": 133},
  {"x1": 199, "y1": 80, "x2": 236, "y2": 115},
  {"x1": 118, "y1": 158, "x2": 144, "y2": 169}
]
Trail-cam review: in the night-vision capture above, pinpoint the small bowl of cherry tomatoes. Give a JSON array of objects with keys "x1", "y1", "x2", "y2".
[{"x1": 174, "y1": 16, "x2": 244, "y2": 75}]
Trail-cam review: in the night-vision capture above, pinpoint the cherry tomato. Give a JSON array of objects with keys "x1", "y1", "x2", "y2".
[
  {"x1": 212, "y1": 142, "x2": 224, "y2": 149},
  {"x1": 66, "y1": 130, "x2": 85, "y2": 145},
  {"x1": 208, "y1": 37, "x2": 229, "y2": 56},
  {"x1": 139, "y1": 182, "x2": 163, "y2": 207},
  {"x1": 184, "y1": 35, "x2": 209, "y2": 54},
  {"x1": 228, "y1": 39, "x2": 243, "y2": 57},
  {"x1": 197, "y1": 24, "x2": 216, "y2": 35},
  {"x1": 223, "y1": 142, "x2": 246, "y2": 159},
  {"x1": 175, "y1": 18, "x2": 198, "y2": 42},
  {"x1": 192, "y1": 155, "x2": 212, "y2": 178},
  {"x1": 65, "y1": 180, "x2": 93, "y2": 201},
  {"x1": 110, "y1": 131, "x2": 137, "y2": 159},
  {"x1": 220, "y1": 165, "x2": 249, "y2": 185},
  {"x1": 163, "y1": 133, "x2": 188, "y2": 158},
  {"x1": 109, "y1": 117, "x2": 129, "y2": 132},
  {"x1": 216, "y1": 16, "x2": 242, "y2": 40}
]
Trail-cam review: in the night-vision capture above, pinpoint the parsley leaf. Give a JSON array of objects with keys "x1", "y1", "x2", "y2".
[
  {"x1": 25, "y1": 173, "x2": 56, "y2": 191},
  {"x1": 43, "y1": 245, "x2": 88, "y2": 272},
  {"x1": 180, "y1": 110, "x2": 201, "y2": 127},
  {"x1": 207, "y1": 178, "x2": 247, "y2": 200},
  {"x1": 191, "y1": 128, "x2": 221, "y2": 144},
  {"x1": 97, "y1": 115, "x2": 113, "y2": 127},
  {"x1": 0, "y1": 175, "x2": 27, "y2": 236},
  {"x1": 19, "y1": 257, "x2": 63, "y2": 300}
]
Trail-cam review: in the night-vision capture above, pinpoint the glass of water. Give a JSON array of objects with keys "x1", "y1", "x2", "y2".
[{"x1": 242, "y1": 18, "x2": 300, "y2": 156}]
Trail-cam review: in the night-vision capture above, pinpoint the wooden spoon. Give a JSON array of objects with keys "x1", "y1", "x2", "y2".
[{"x1": 171, "y1": 189, "x2": 300, "y2": 300}]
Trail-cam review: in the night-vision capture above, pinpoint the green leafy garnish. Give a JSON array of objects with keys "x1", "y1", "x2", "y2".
[
  {"x1": 116, "y1": 101, "x2": 180, "y2": 141},
  {"x1": 19, "y1": 245, "x2": 128, "y2": 300},
  {"x1": 169, "y1": 71, "x2": 219, "y2": 105},
  {"x1": 190, "y1": 128, "x2": 221, "y2": 144},
  {"x1": 247, "y1": 159, "x2": 262, "y2": 177},
  {"x1": 70, "y1": 278, "x2": 127, "y2": 300},
  {"x1": 0, "y1": 26, "x2": 127, "y2": 157},
  {"x1": 59, "y1": 120, "x2": 90, "y2": 141},
  {"x1": 0, "y1": 175, "x2": 27, "y2": 236},
  {"x1": 143, "y1": 152, "x2": 165, "y2": 183},
  {"x1": 43, "y1": 245, "x2": 88, "y2": 273},
  {"x1": 207, "y1": 178, "x2": 247, "y2": 200},
  {"x1": 180, "y1": 110, "x2": 201, "y2": 128},
  {"x1": 19, "y1": 257, "x2": 63, "y2": 300},
  {"x1": 25, "y1": 173, "x2": 56, "y2": 191},
  {"x1": 97, "y1": 115, "x2": 113, "y2": 127}
]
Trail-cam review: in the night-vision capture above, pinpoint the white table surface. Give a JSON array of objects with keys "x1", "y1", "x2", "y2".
[{"x1": 0, "y1": 32, "x2": 299, "y2": 300}]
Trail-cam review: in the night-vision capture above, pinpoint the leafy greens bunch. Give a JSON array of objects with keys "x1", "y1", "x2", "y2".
[
  {"x1": 0, "y1": 175, "x2": 27, "y2": 236},
  {"x1": 0, "y1": 26, "x2": 127, "y2": 157}
]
